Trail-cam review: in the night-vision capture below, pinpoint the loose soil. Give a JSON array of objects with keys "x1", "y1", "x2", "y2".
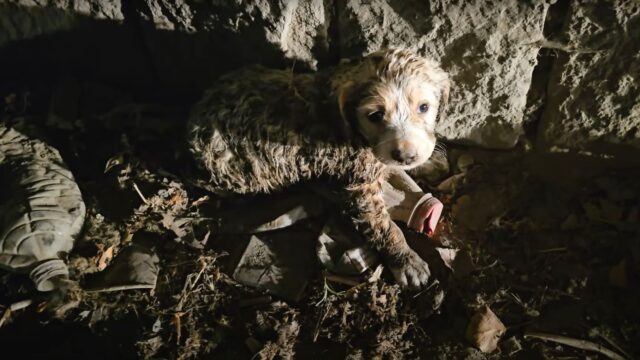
[{"x1": 0, "y1": 85, "x2": 638, "y2": 359}]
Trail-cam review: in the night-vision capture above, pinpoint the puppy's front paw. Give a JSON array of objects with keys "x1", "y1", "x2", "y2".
[{"x1": 388, "y1": 250, "x2": 431, "y2": 290}]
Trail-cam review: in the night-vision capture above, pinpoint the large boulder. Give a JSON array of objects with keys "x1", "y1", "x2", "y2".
[
  {"x1": 0, "y1": 0, "x2": 153, "y2": 91},
  {"x1": 538, "y1": 0, "x2": 640, "y2": 157},
  {"x1": 0, "y1": 0, "x2": 123, "y2": 47},
  {"x1": 136, "y1": 0, "x2": 330, "y2": 95},
  {"x1": 337, "y1": 0, "x2": 549, "y2": 149}
]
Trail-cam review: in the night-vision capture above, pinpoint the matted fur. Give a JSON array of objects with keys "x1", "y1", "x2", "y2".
[{"x1": 188, "y1": 48, "x2": 450, "y2": 289}]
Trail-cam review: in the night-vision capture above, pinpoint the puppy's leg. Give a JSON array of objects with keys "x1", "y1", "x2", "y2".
[{"x1": 341, "y1": 181, "x2": 431, "y2": 289}]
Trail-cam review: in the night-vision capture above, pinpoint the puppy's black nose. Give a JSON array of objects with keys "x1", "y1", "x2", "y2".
[
  {"x1": 391, "y1": 149, "x2": 403, "y2": 162},
  {"x1": 391, "y1": 150, "x2": 417, "y2": 164}
]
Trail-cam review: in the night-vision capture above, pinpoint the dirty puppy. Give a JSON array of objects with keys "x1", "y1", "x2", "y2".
[{"x1": 188, "y1": 48, "x2": 450, "y2": 289}]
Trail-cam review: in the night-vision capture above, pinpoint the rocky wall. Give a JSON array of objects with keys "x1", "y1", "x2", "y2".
[
  {"x1": 0, "y1": 0, "x2": 638, "y2": 159},
  {"x1": 538, "y1": 0, "x2": 640, "y2": 157}
]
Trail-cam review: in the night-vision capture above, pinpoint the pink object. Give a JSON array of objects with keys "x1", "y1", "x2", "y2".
[{"x1": 408, "y1": 198, "x2": 444, "y2": 237}]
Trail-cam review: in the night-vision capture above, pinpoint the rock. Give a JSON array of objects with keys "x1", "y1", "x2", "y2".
[
  {"x1": 0, "y1": 0, "x2": 123, "y2": 47},
  {"x1": 0, "y1": 1, "x2": 153, "y2": 92},
  {"x1": 137, "y1": 0, "x2": 329, "y2": 94},
  {"x1": 539, "y1": 0, "x2": 640, "y2": 157},
  {"x1": 465, "y1": 305, "x2": 506, "y2": 353},
  {"x1": 337, "y1": 0, "x2": 549, "y2": 149},
  {"x1": 2, "y1": 1, "x2": 637, "y2": 159}
]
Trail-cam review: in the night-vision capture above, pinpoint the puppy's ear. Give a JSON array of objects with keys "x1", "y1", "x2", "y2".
[
  {"x1": 332, "y1": 52, "x2": 382, "y2": 135},
  {"x1": 337, "y1": 80, "x2": 355, "y2": 123},
  {"x1": 436, "y1": 78, "x2": 450, "y2": 123}
]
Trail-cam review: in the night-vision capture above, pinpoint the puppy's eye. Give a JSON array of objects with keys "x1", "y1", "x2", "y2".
[
  {"x1": 367, "y1": 110, "x2": 385, "y2": 123},
  {"x1": 418, "y1": 104, "x2": 429, "y2": 113}
]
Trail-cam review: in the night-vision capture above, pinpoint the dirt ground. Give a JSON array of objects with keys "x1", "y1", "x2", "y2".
[{"x1": 0, "y1": 84, "x2": 638, "y2": 360}]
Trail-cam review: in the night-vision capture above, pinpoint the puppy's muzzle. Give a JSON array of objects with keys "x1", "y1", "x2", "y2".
[{"x1": 391, "y1": 148, "x2": 417, "y2": 165}]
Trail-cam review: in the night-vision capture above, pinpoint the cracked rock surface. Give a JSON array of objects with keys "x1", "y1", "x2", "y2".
[
  {"x1": 539, "y1": 0, "x2": 640, "y2": 156},
  {"x1": 2, "y1": 1, "x2": 638, "y2": 156},
  {"x1": 0, "y1": 0, "x2": 123, "y2": 47}
]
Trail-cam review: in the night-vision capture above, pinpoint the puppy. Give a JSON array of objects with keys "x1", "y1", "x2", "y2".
[{"x1": 189, "y1": 48, "x2": 450, "y2": 289}]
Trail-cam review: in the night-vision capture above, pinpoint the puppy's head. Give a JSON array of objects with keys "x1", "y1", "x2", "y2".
[{"x1": 334, "y1": 48, "x2": 450, "y2": 170}]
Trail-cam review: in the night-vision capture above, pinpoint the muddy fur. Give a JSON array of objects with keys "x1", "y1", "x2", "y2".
[{"x1": 188, "y1": 48, "x2": 450, "y2": 289}]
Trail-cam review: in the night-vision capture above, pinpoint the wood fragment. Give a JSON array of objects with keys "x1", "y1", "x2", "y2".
[
  {"x1": 191, "y1": 195, "x2": 210, "y2": 207},
  {"x1": 8, "y1": 299, "x2": 34, "y2": 312},
  {"x1": 524, "y1": 331, "x2": 626, "y2": 360},
  {"x1": 0, "y1": 299, "x2": 34, "y2": 328},
  {"x1": 173, "y1": 257, "x2": 211, "y2": 345},
  {"x1": 368, "y1": 264, "x2": 384, "y2": 283},
  {"x1": 312, "y1": 304, "x2": 329, "y2": 342},
  {"x1": 324, "y1": 273, "x2": 361, "y2": 287},
  {"x1": 173, "y1": 312, "x2": 183, "y2": 344},
  {"x1": 133, "y1": 182, "x2": 149, "y2": 204},
  {"x1": 598, "y1": 333, "x2": 631, "y2": 359}
]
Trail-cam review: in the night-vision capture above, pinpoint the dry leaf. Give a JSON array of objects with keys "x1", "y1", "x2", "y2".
[
  {"x1": 368, "y1": 264, "x2": 384, "y2": 283},
  {"x1": 191, "y1": 195, "x2": 210, "y2": 207},
  {"x1": 104, "y1": 153, "x2": 125, "y2": 173},
  {"x1": 122, "y1": 230, "x2": 134, "y2": 244},
  {"x1": 173, "y1": 312, "x2": 183, "y2": 344},
  {"x1": 436, "y1": 248, "x2": 475, "y2": 278},
  {"x1": 436, "y1": 248, "x2": 458, "y2": 270},
  {"x1": 97, "y1": 245, "x2": 115, "y2": 271},
  {"x1": 465, "y1": 305, "x2": 506, "y2": 353},
  {"x1": 169, "y1": 192, "x2": 186, "y2": 207}
]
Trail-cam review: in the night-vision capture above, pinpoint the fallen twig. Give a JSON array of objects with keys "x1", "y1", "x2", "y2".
[
  {"x1": 174, "y1": 257, "x2": 212, "y2": 344},
  {"x1": 176, "y1": 257, "x2": 210, "y2": 312},
  {"x1": 133, "y1": 182, "x2": 149, "y2": 204},
  {"x1": 598, "y1": 333, "x2": 631, "y2": 360},
  {"x1": 0, "y1": 299, "x2": 34, "y2": 328},
  {"x1": 312, "y1": 303, "x2": 329, "y2": 342},
  {"x1": 524, "y1": 331, "x2": 626, "y2": 360},
  {"x1": 324, "y1": 273, "x2": 360, "y2": 287}
]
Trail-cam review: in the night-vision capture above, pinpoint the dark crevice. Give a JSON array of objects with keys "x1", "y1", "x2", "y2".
[
  {"x1": 522, "y1": 0, "x2": 572, "y2": 148},
  {"x1": 324, "y1": 0, "x2": 342, "y2": 67},
  {"x1": 543, "y1": 0, "x2": 572, "y2": 40},
  {"x1": 120, "y1": 0, "x2": 161, "y2": 97}
]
